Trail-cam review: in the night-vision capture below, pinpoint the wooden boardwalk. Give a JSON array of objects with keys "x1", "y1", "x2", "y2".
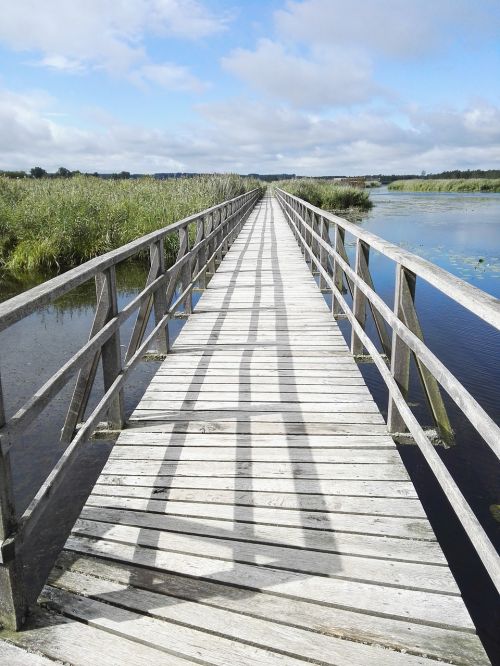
[{"x1": 3, "y1": 195, "x2": 489, "y2": 664}]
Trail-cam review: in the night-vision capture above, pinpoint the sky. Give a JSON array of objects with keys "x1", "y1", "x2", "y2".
[{"x1": 1, "y1": 0, "x2": 500, "y2": 175}]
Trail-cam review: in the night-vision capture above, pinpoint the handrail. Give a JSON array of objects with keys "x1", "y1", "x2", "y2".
[
  {"x1": 0, "y1": 187, "x2": 262, "y2": 629},
  {"x1": 275, "y1": 187, "x2": 500, "y2": 594},
  {"x1": 276, "y1": 189, "x2": 500, "y2": 331}
]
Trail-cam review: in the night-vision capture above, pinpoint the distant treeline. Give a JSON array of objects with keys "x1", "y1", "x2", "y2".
[
  {"x1": 364, "y1": 169, "x2": 500, "y2": 185},
  {"x1": 2, "y1": 167, "x2": 500, "y2": 183},
  {"x1": 0, "y1": 168, "x2": 299, "y2": 182}
]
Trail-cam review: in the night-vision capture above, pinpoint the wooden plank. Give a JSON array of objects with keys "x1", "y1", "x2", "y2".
[
  {"x1": 96, "y1": 475, "x2": 418, "y2": 498},
  {"x1": 83, "y1": 495, "x2": 431, "y2": 539},
  {"x1": 115, "y1": 431, "x2": 395, "y2": 447},
  {"x1": 128, "y1": 412, "x2": 386, "y2": 426},
  {"x1": 0, "y1": 641, "x2": 56, "y2": 666},
  {"x1": 63, "y1": 536, "x2": 472, "y2": 630},
  {"x1": 108, "y1": 446, "x2": 400, "y2": 464},
  {"x1": 100, "y1": 459, "x2": 408, "y2": 480},
  {"x1": 3, "y1": 607, "x2": 192, "y2": 666},
  {"x1": 147, "y1": 378, "x2": 368, "y2": 389},
  {"x1": 91, "y1": 484, "x2": 424, "y2": 515},
  {"x1": 136, "y1": 398, "x2": 379, "y2": 410},
  {"x1": 124, "y1": 420, "x2": 391, "y2": 434},
  {"x1": 42, "y1": 584, "x2": 442, "y2": 666},
  {"x1": 78, "y1": 505, "x2": 445, "y2": 563},
  {"x1": 71, "y1": 518, "x2": 454, "y2": 591},
  {"x1": 54, "y1": 552, "x2": 489, "y2": 665}
]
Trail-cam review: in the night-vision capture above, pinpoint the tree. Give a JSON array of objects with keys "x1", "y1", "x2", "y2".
[
  {"x1": 56, "y1": 166, "x2": 71, "y2": 178},
  {"x1": 30, "y1": 166, "x2": 47, "y2": 178}
]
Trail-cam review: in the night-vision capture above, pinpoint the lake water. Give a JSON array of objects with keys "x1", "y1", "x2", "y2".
[{"x1": 0, "y1": 188, "x2": 499, "y2": 660}]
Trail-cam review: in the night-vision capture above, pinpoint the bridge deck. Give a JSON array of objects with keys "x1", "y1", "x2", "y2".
[{"x1": 8, "y1": 196, "x2": 488, "y2": 664}]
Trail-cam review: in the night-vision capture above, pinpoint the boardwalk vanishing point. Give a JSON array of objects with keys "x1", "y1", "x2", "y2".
[{"x1": 0, "y1": 191, "x2": 498, "y2": 664}]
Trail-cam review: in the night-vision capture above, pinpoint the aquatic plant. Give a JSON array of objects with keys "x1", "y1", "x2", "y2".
[
  {"x1": 275, "y1": 178, "x2": 372, "y2": 211},
  {"x1": 0, "y1": 174, "x2": 262, "y2": 273},
  {"x1": 388, "y1": 178, "x2": 500, "y2": 193}
]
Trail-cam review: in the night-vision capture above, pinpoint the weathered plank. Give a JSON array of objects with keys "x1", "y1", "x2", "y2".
[
  {"x1": 83, "y1": 496, "x2": 431, "y2": 539},
  {"x1": 91, "y1": 483, "x2": 424, "y2": 515},
  {"x1": 71, "y1": 519, "x2": 453, "y2": 592},
  {"x1": 54, "y1": 552, "x2": 490, "y2": 665},
  {"x1": 63, "y1": 536, "x2": 473, "y2": 629}
]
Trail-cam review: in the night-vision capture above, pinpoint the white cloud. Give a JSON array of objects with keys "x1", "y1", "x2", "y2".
[
  {"x1": 35, "y1": 55, "x2": 85, "y2": 73},
  {"x1": 0, "y1": 0, "x2": 226, "y2": 76},
  {"x1": 275, "y1": 0, "x2": 500, "y2": 58},
  {"x1": 133, "y1": 63, "x2": 208, "y2": 93},
  {"x1": 222, "y1": 39, "x2": 378, "y2": 109},
  {"x1": 2, "y1": 86, "x2": 500, "y2": 175}
]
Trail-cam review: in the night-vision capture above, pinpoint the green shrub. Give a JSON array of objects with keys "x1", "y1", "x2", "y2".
[{"x1": 275, "y1": 178, "x2": 372, "y2": 211}]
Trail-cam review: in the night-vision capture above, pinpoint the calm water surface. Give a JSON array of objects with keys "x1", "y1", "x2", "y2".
[{"x1": 0, "y1": 189, "x2": 499, "y2": 659}]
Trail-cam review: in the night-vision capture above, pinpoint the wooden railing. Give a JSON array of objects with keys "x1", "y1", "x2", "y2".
[
  {"x1": 275, "y1": 187, "x2": 500, "y2": 594},
  {"x1": 0, "y1": 187, "x2": 261, "y2": 628}
]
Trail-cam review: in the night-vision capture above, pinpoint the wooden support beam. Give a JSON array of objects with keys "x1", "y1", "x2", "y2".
[
  {"x1": 150, "y1": 241, "x2": 169, "y2": 354},
  {"x1": 124, "y1": 247, "x2": 161, "y2": 363},
  {"x1": 318, "y1": 216, "x2": 329, "y2": 290},
  {"x1": 99, "y1": 267, "x2": 125, "y2": 431},
  {"x1": 388, "y1": 264, "x2": 413, "y2": 435},
  {"x1": 399, "y1": 271, "x2": 454, "y2": 445},
  {"x1": 61, "y1": 276, "x2": 115, "y2": 444},
  {"x1": 332, "y1": 225, "x2": 346, "y2": 315},
  {"x1": 388, "y1": 266, "x2": 453, "y2": 444},
  {"x1": 178, "y1": 227, "x2": 192, "y2": 315},
  {"x1": 0, "y1": 372, "x2": 26, "y2": 629},
  {"x1": 351, "y1": 239, "x2": 369, "y2": 355}
]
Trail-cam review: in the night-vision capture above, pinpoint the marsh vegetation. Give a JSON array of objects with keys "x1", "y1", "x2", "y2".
[
  {"x1": 0, "y1": 174, "x2": 261, "y2": 274},
  {"x1": 389, "y1": 178, "x2": 500, "y2": 193},
  {"x1": 276, "y1": 178, "x2": 372, "y2": 211}
]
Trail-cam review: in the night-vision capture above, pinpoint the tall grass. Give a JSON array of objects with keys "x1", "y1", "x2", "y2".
[
  {"x1": 275, "y1": 179, "x2": 372, "y2": 211},
  {"x1": 0, "y1": 174, "x2": 262, "y2": 274},
  {"x1": 388, "y1": 178, "x2": 500, "y2": 193}
]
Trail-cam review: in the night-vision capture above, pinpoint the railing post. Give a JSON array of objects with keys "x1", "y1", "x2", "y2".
[
  {"x1": 318, "y1": 215, "x2": 328, "y2": 290},
  {"x1": 150, "y1": 239, "x2": 169, "y2": 353},
  {"x1": 193, "y1": 215, "x2": 206, "y2": 289},
  {"x1": 178, "y1": 225, "x2": 192, "y2": 315},
  {"x1": 310, "y1": 212, "x2": 319, "y2": 275},
  {"x1": 222, "y1": 203, "x2": 230, "y2": 256},
  {"x1": 332, "y1": 225, "x2": 345, "y2": 316},
  {"x1": 0, "y1": 372, "x2": 26, "y2": 629},
  {"x1": 99, "y1": 267, "x2": 125, "y2": 430},
  {"x1": 206, "y1": 212, "x2": 216, "y2": 278},
  {"x1": 215, "y1": 207, "x2": 225, "y2": 266},
  {"x1": 388, "y1": 263, "x2": 412, "y2": 434},
  {"x1": 351, "y1": 239, "x2": 369, "y2": 355}
]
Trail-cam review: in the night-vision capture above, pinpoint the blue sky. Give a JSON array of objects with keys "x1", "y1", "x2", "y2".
[{"x1": 1, "y1": 0, "x2": 500, "y2": 175}]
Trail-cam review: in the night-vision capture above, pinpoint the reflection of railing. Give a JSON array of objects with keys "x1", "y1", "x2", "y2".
[
  {"x1": 0, "y1": 188, "x2": 261, "y2": 628},
  {"x1": 275, "y1": 187, "x2": 500, "y2": 593}
]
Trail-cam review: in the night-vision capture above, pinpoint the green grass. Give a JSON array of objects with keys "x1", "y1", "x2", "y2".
[
  {"x1": 388, "y1": 178, "x2": 500, "y2": 192},
  {"x1": 0, "y1": 174, "x2": 262, "y2": 274},
  {"x1": 275, "y1": 178, "x2": 372, "y2": 211}
]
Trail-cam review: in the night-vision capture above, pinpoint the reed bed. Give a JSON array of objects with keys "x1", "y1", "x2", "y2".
[
  {"x1": 275, "y1": 179, "x2": 372, "y2": 211},
  {"x1": 0, "y1": 174, "x2": 261, "y2": 274},
  {"x1": 388, "y1": 178, "x2": 500, "y2": 193}
]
